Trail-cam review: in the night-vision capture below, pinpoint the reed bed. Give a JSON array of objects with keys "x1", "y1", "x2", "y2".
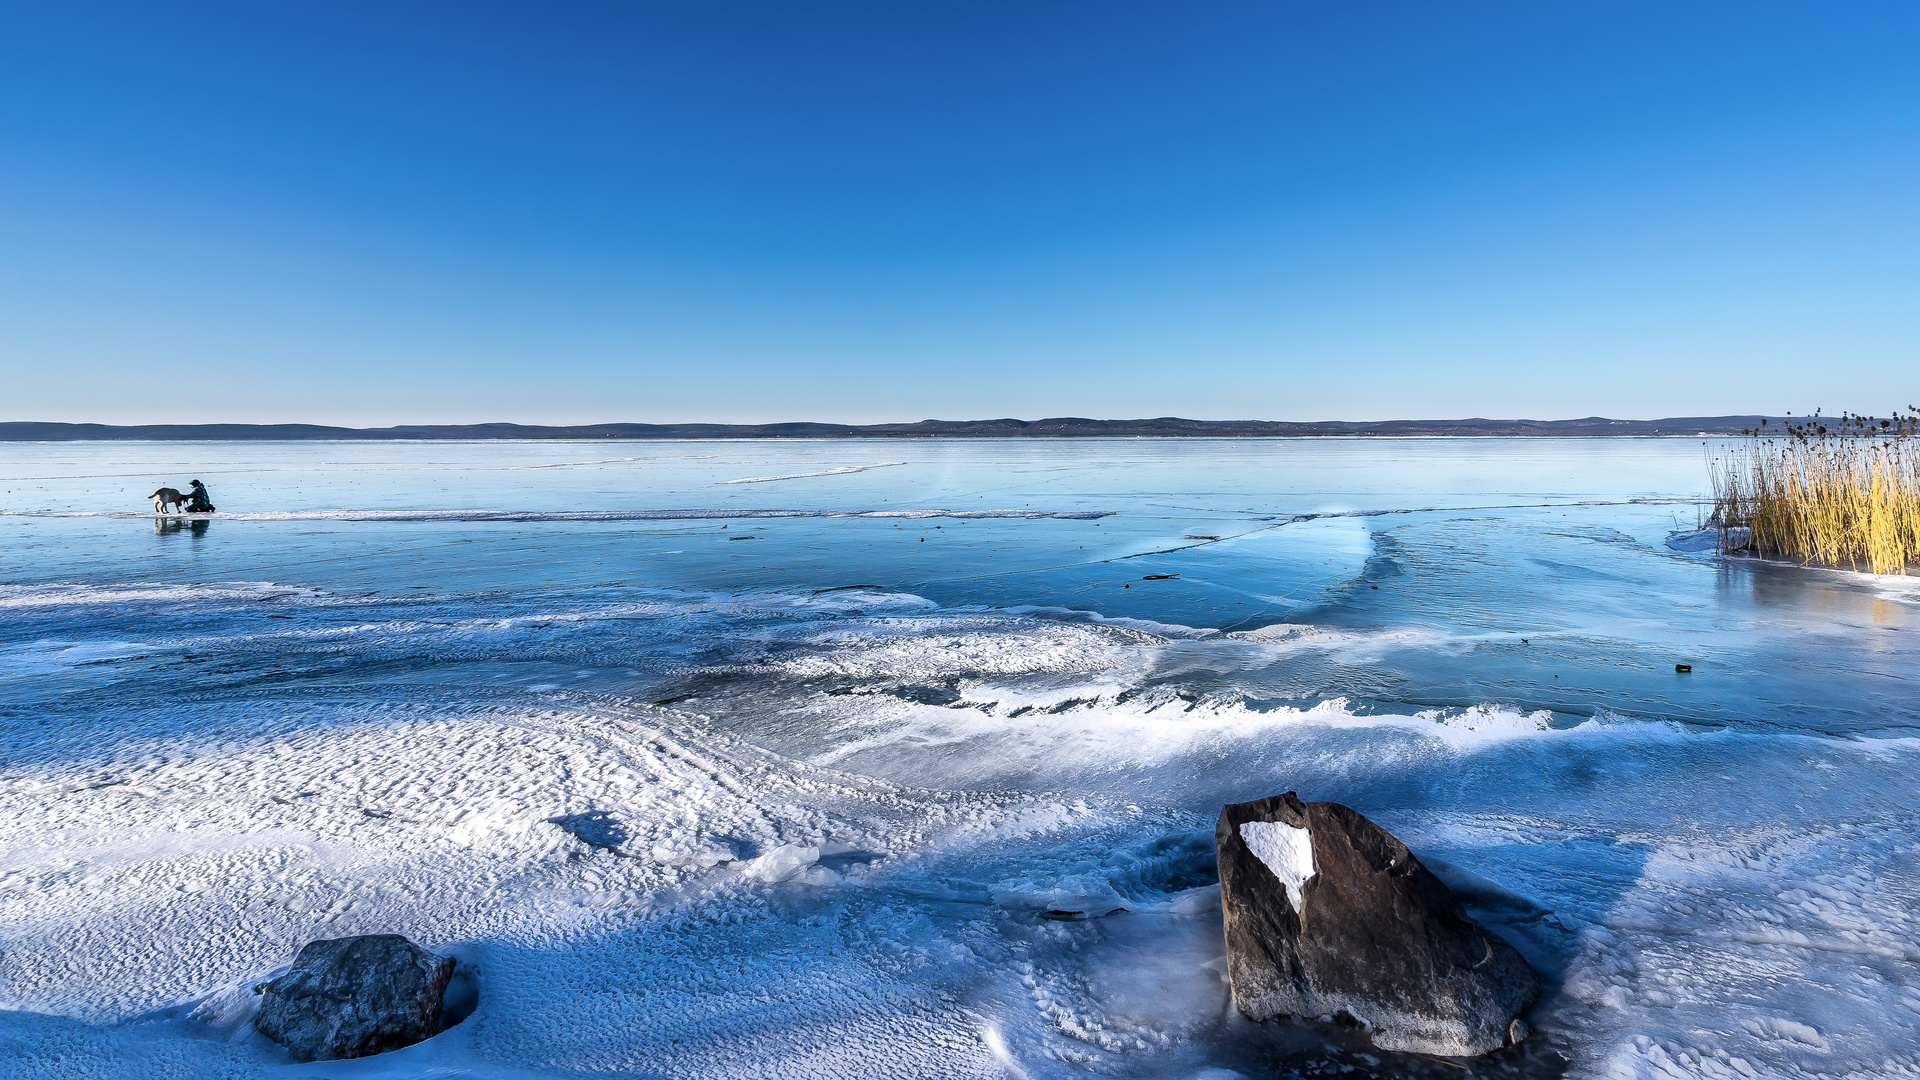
[{"x1": 1709, "y1": 409, "x2": 1920, "y2": 575}]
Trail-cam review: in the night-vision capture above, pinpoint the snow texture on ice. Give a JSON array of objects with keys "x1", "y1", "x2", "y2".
[{"x1": 5, "y1": 583, "x2": 1915, "y2": 1079}]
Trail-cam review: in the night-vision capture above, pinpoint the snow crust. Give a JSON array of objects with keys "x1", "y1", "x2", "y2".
[
  {"x1": 4, "y1": 505, "x2": 1919, "y2": 1080},
  {"x1": 1238, "y1": 822, "x2": 1316, "y2": 913},
  {"x1": 0, "y1": 582, "x2": 317, "y2": 608}
]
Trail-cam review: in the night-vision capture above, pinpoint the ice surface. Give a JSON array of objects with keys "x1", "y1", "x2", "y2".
[
  {"x1": 1238, "y1": 822, "x2": 1315, "y2": 912},
  {"x1": 720, "y1": 461, "x2": 909, "y2": 484},
  {"x1": 1666, "y1": 526, "x2": 1748, "y2": 552},
  {"x1": 2, "y1": 439, "x2": 1918, "y2": 1079},
  {"x1": 0, "y1": 506, "x2": 1111, "y2": 521},
  {"x1": 740, "y1": 843, "x2": 828, "y2": 883}
]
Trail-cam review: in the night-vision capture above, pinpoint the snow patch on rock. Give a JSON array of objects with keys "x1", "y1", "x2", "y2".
[{"x1": 1239, "y1": 821, "x2": 1315, "y2": 912}]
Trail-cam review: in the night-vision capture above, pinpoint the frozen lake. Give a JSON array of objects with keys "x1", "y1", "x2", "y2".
[{"x1": 2, "y1": 438, "x2": 1916, "y2": 1079}]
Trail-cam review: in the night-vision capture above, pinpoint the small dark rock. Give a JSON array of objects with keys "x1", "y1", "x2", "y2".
[
  {"x1": 255, "y1": 934, "x2": 455, "y2": 1062},
  {"x1": 1216, "y1": 792, "x2": 1539, "y2": 1056}
]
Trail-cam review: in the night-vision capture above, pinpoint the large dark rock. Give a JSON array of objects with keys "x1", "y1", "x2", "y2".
[
  {"x1": 1216, "y1": 793, "x2": 1539, "y2": 1056},
  {"x1": 254, "y1": 935, "x2": 455, "y2": 1061}
]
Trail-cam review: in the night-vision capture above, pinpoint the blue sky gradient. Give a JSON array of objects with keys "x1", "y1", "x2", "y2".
[{"x1": 2, "y1": 1, "x2": 1917, "y2": 424}]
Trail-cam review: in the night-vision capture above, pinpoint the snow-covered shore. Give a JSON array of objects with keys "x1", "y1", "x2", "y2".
[{"x1": 4, "y1": 582, "x2": 1917, "y2": 1079}]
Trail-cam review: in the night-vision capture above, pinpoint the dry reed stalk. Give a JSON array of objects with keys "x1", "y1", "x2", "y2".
[{"x1": 1709, "y1": 409, "x2": 1920, "y2": 575}]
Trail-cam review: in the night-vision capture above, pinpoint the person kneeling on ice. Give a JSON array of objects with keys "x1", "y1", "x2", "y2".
[{"x1": 184, "y1": 479, "x2": 216, "y2": 513}]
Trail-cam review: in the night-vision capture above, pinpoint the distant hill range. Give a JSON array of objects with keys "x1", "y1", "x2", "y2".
[{"x1": 0, "y1": 416, "x2": 1786, "y2": 441}]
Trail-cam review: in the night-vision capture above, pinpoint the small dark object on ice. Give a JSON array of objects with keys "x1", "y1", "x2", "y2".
[
  {"x1": 729, "y1": 535, "x2": 758, "y2": 541},
  {"x1": 1142, "y1": 574, "x2": 1178, "y2": 580},
  {"x1": 182, "y1": 480, "x2": 215, "y2": 513},
  {"x1": 254, "y1": 934, "x2": 455, "y2": 1062},
  {"x1": 1185, "y1": 534, "x2": 1222, "y2": 540},
  {"x1": 1675, "y1": 663, "x2": 1693, "y2": 673},
  {"x1": 1216, "y1": 792, "x2": 1539, "y2": 1056}
]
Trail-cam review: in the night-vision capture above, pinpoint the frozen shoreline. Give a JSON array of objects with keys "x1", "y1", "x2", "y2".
[
  {"x1": 4, "y1": 439, "x2": 1916, "y2": 1079},
  {"x1": 4, "y1": 580, "x2": 1918, "y2": 1079}
]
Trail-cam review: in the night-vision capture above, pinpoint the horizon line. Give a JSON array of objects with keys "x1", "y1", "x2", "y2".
[{"x1": 0, "y1": 414, "x2": 1801, "y2": 442}]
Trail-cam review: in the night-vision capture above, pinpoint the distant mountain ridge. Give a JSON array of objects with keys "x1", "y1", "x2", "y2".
[{"x1": 0, "y1": 416, "x2": 1784, "y2": 441}]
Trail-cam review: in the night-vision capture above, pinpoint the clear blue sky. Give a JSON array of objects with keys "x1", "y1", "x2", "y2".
[{"x1": 2, "y1": 1, "x2": 1916, "y2": 425}]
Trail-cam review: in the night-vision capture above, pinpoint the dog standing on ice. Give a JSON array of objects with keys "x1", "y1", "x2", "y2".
[{"x1": 149, "y1": 487, "x2": 187, "y2": 514}]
